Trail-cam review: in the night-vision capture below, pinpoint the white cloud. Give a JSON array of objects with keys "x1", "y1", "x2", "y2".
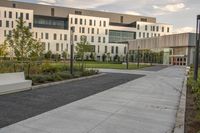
[
  {"x1": 174, "y1": 27, "x2": 195, "y2": 33},
  {"x1": 153, "y1": 3, "x2": 186, "y2": 12},
  {"x1": 37, "y1": 0, "x2": 116, "y2": 9},
  {"x1": 37, "y1": 0, "x2": 57, "y2": 5},
  {"x1": 124, "y1": 11, "x2": 141, "y2": 16}
]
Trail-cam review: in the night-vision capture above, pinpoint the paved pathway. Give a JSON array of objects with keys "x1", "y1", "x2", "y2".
[
  {"x1": 0, "y1": 73, "x2": 142, "y2": 128},
  {"x1": 0, "y1": 66, "x2": 186, "y2": 133}
]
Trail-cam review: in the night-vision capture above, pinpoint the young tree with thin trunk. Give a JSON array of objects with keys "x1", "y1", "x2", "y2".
[
  {"x1": 6, "y1": 17, "x2": 44, "y2": 68},
  {"x1": 76, "y1": 36, "x2": 92, "y2": 71}
]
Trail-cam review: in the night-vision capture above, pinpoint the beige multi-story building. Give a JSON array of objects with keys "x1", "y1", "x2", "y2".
[{"x1": 0, "y1": 0, "x2": 173, "y2": 60}]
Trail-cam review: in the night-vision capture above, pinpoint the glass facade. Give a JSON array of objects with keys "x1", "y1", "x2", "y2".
[
  {"x1": 34, "y1": 15, "x2": 68, "y2": 29},
  {"x1": 109, "y1": 30, "x2": 136, "y2": 43}
]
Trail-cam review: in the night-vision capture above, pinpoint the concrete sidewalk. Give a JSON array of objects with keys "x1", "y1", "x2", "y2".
[{"x1": 0, "y1": 66, "x2": 186, "y2": 133}]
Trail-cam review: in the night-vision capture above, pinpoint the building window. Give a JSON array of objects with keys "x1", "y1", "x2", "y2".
[
  {"x1": 103, "y1": 21, "x2": 106, "y2": 27},
  {"x1": 162, "y1": 27, "x2": 164, "y2": 32},
  {"x1": 105, "y1": 29, "x2": 108, "y2": 35},
  {"x1": 105, "y1": 46, "x2": 107, "y2": 53},
  {"x1": 139, "y1": 32, "x2": 141, "y2": 38},
  {"x1": 147, "y1": 33, "x2": 149, "y2": 38},
  {"x1": 61, "y1": 43, "x2": 63, "y2": 51},
  {"x1": 92, "y1": 28, "x2": 94, "y2": 34},
  {"x1": 45, "y1": 33, "x2": 49, "y2": 39},
  {"x1": 48, "y1": 43, "x2": 50, "y2": 51},
  {"x1": 9, "y1": 30, "x2": 12, "y2": 36},
  {"x1": 80, "y1": 19, "x2": 83, "y2": 25},
  {"x1": 4, "y1": 11, "x2": 6, "y2": 18},
  {"x1": 20, "y1": 13, "x2": 23, "y2": 19},
  {"x1": 89, "y1": 20, "x2": 92, "y2": 26},
  {"x1": 4, "y1": 30, "x2": 7, "y2": 37},
  {"x1": 167, "y1": 27, "x2": 170, "y2": 32},
  {"x1": 26, "y1": 13, "x2": 29, "y2": 20},
  {"x1": 88, "y1": 28, "x2": 90, "y2": 34},
  {"x1": 116, "y1": 46, "x2": 118, "y2": 54},
  {"x1": 13, "y1": 3, "x2": 16, "y2": 8},
  {"x1": 120, "y1": 16, "x2": 124, "y2": 23},
  {"x1": 51, "y1": 8, "x2": 55, "y2": 16},
  {"x1": 98, "y1": 37, "x2": 101, "y2": 43},
  {"x1": 28, "y1": 23, "x2": 32, "y2": 29},
  {"x1": 97, "y1": 29, "x2": 99, "y2": 34},
  {"x1": 75, "y1": 18, "x2": 78, "y2": 24},
  {"x1": 35, "y1": 32, "x2": 38, "y2": 38},
  {"x1": 64, "y1": 34, "x2": 67, "y2": 40},
  {"x1": 84, "y1": 19, "x2": 86, "y2": 25},
  {"x1": 152, "y1": 26, "x2": 155, "y2": 31},
  {"x1": 6, "y1": 21, "x2": 9, "y2": 28},
  {"x1": 0, "y1": 20, "x2": 2, "y2": 27},
  {"x1": 41, "y1": 33, "x2": 43, "y2": 39},
  {"x1": 9, "y1": 11, "x2": 12, "y2": 18},
  {"x1": 156, "y1": 26, "x2": 159, "y2": 32},
  {"x1": 100, "y1": 21, "x2": 102, "y2": 26},
  {"x1": 141, "y1": 18, "x2": 147, "y2": 22},
  {"x1": 145, "y1": 25, "x2": 148, "y2": 31},
  {"x1": 75, "y1": 11, "x2": 82, "y2": 15},
  {"x1": 91, "y1": 36, "x2": 94, "y2": 42},
  {"x1": 103, "y1": 37, "x2": 106, "y2": 43},
  {"x1": 137, "y1": 24, "x2": 140, "y2": 30},
  {"x1": 98, "y1": 45, "x2": 100, "y2": 53},
  {"x1": 111, "y1": 46, "x2": 114, "y2": 54},
  {"x1": 54, "y1": 33, "x2": 57, "y2": 40},
  {"x1": 71, "y1": 18, "x2": 73, "y2": 24},
  {"x1": 143, "y1": 32, "x2": 145, "y2": 38},
  {"x1": 74, "y1": 35, "x2": 77, "y2": 41},
  {"x1": 56, "y1": 43, "x2": 59, "y2": 51},
  {"x1": 94, "y1": 20, "x2": 96, "y2": 26},
  {"x1": 124, "y1": 47, "x2": 126, "y2": 54},
  {"x1": 16, "y1": 12, "x2": 18, "y2": 19},
  {"x1": 82, "y1": 27, "x2": 85, "y2": 33}
]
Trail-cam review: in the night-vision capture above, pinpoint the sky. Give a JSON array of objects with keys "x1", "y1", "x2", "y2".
[{"x1": 14, "y1": 0, "x2": 200, "y2": 33}]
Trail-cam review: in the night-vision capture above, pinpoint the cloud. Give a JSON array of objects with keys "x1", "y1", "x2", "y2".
[
  {"x1": 37, "y1": 0, "x2": 57, "y2": 5},
  {"x1": 153, "y1": 3, "x2": 186, "y2": 12},
  {"x1": 124, "y1": 11, "x2": 141, "y2": 16},
  {"x1": 174, "y1": 27, "x2": 195, "y2": 33},
  {"x1": 36, "y1": 0, "x2": 116, "y2": 9}
]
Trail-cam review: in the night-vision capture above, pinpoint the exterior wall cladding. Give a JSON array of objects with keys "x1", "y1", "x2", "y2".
[{"x1": 0, "y1": 0, "x2": 173, "y2": 60}]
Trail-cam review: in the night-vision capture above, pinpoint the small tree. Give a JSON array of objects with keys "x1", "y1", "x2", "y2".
[
  {"x1": 75, "y1": 37, "x2": 92, "y2": 71},
  {"x1": 62, "y1": 50, "x2": 68, "y2": 61},
  {"x1": 29, "y1": 41, "x2": 45, "y2": 60},
  {"x1": 45, "y1": 50, "x2": 53, "y2": 60},
  {"x1": 0, "y1": 42, "x2": 8, "y2": 59},
  {"x1": 6, "y1": 17, "x2": 43, "y2": 64}
]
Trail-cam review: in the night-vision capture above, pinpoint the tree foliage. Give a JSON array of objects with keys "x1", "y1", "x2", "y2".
[
  {"x1": 75, "y1": 36, "x2": 92, "y2": 70},
  {"x1": 0, "y1": 42, "x2": 8, "y2": 57},
  {"x1": 6, "y1": 17, "x2": 44, "y2": 61}
]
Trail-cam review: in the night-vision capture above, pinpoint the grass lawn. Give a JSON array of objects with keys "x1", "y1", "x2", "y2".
[{"x1": 74, "y1": 61, "x2": 150, "y2": 70}]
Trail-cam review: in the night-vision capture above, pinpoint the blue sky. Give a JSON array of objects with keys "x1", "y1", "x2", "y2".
[{"x1": 15, "y1": 0, "x2": 200, "y2": 33}]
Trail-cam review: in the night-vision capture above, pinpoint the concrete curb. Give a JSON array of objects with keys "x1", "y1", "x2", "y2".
[
  {"x1": 32, "y1": 73, "x2": 106, "y2": 90},
  {"x1": 173, "y1": 75, "x2": 187, "y2": 133}
]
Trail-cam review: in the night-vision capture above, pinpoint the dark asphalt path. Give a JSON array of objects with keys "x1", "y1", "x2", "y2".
[{"x1": 0, "y1": 73, "x2": 143, "y2": 128}]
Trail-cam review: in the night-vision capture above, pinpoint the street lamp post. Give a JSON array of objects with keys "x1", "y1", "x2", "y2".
[
  {"x1": 137, "y1": 46, "x2": 140, "y2": 68},
  {"x1": 126, "y1": 42, "x2": 129, "y2": 69},
  {"x1": 194, "y1": 15, "x2": 200, "y2": 81},
  {"x1": 70, "y1": 26, "x2": 75, "y2": 75}
]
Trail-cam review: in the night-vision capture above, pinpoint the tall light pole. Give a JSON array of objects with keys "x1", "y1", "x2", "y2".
[
  {"x1": 70, "y1": 26, "x2": 75, "y2": 75},
  {"x1": 194, "y1": 15, "x2": 200, "y2": 81},
  {"x1": 137, "y1": 46, "x2": 140, "y2": 68},
  {"x1": 126, "y1": 41, "x2": 129, "y2": 69}
]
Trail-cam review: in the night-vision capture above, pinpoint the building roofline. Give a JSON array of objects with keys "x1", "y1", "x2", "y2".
[{"x1": 8, "y1": 0, "x2": 156, "y2": 20}]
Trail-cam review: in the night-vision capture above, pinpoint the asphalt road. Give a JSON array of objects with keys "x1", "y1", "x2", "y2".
[{"x1": 0, "y1": 73, "x2": 143, "y2": 128}]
